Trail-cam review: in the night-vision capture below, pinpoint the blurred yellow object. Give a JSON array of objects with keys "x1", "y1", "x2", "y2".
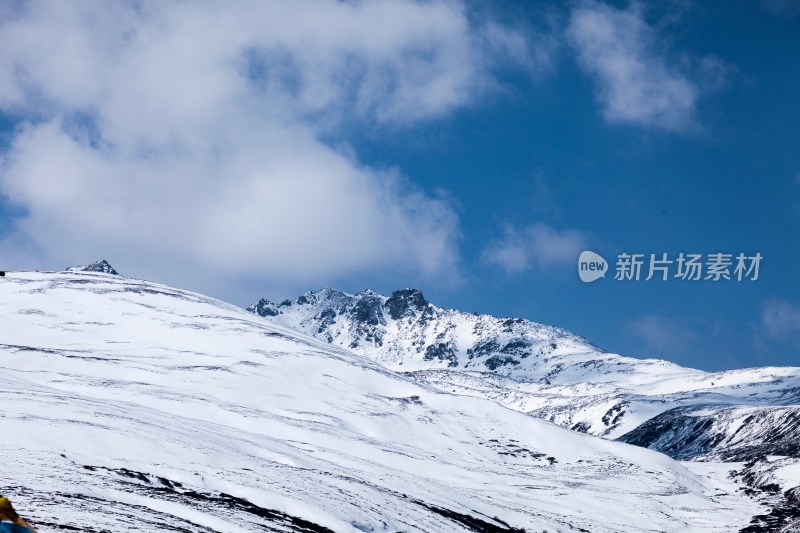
[{"x1": 0, "y1": 496, "x2": 36, "y2": 532}]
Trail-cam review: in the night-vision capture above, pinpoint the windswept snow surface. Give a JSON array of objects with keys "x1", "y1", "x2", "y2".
[{"x1": 0, "y1": 272, "x2": 763, "y2": 532}]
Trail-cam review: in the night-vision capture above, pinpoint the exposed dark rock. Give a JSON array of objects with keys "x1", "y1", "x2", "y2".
[
  {"x1": 602, "y1": 403, "x2": 627, "y2": 428},
  {"x1": 384, "y1": 288, "x2": 429, "y2": 319},
  {"x1": 467, "y1": 339, "x2": 500, "y2": 360},
  {"x1": 484, "y1": 355, "x2": 520, "y2": 370},
  {"x1": 248, "y1": 298, "x2": 279, "y2": 317},
  {"x1": 349, "y1": 295, "x2": 385, "y2": 326},
  {"x1": 501, "y1": 318, "x2": 525, "y2": 333},
  {"x1": 499, "y1": 339, "x2": 532, "y2": 358},
  {"x1": 571, "y1": 422, "x2": 591, "y2": 433},
  {"x1": 316, "y1": 308, "x2": 336, "y2": 333},
  {"x1": 424, "y1": 342, "x2": 458, "y2": 367},
  {"x1": 736, "y1": 460, "x2": 800, "y2": 533},
  {"x1": 67, "y1": 260, "x2": 120, "y2": 276},
  {"x1": 411, "y1": 499, "x2": 527, "y2": 533}
]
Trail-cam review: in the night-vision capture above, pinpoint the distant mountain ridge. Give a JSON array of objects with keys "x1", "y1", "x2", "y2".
[
  {"x1": 248, "y1": 287, "x2": 600, "y2": 375},
  {"x1": 247, "y1": 287, "x2": 800, "y2": 466}
]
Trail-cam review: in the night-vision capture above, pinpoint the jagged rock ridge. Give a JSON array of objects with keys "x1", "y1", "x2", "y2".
[
  {"x1": 247, "y1": 287, "x2": 596, "y2": 374},
  {"x1": 66, "y1": 259, "x2": 120, "y2": 275}
]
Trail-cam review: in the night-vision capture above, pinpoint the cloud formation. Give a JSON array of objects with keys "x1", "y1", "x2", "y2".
[
  {"x1": 761, "y1": 299, "x2": 800, "y2": 339},
  {"x1": 566, "y1": 1, "x2": 727, "y2": 133},
  {"x1": 626, "y1": 315, "x2": 698, "y2": 352},
  {"x1": 0, "y1": 1, "x2": 543, "y2": 293},
  {"x1": 483, "y1": 223, "x2": 586, "y2": 273}
]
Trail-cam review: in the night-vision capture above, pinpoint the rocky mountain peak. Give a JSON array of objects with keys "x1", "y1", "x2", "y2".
[{"x1": 66, "y1": 259, "x2": 120, "y2": 276}]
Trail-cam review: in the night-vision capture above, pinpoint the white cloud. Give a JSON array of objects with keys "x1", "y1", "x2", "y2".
[
  {"x1": 761, "y1": 299, "x2": 800, "y2": 339},
  {"x1": 0, "y1": 1, "x2": 547, "y2": 294},
  {"x1": 566, "y1": 1, "x2": 725, "y2": 133},
  {"x1": 483, "y1": 223, "x2": 586, "y2": 273},
  {"x1": 626, "y1": 315, "x2": 698, "y2": 352}
]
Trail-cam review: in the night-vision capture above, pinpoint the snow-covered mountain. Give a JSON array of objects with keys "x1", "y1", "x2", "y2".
[
  {"x1": 0, "y1": 270, "x2": 775, "y2": 532},
  {"x1": 248, "y1": 289, "x2": 800, "y2": 458},
  {"x1": 247, "y1": 288, "x2": 605, "y2": 375},
  {"x1": 246, "y1": 287, "x2": 800, "y2": 531}
]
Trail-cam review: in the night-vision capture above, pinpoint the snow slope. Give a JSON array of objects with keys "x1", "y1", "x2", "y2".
[{"x1": 0, "y1": 271, "x2": 764, "y2": 532}]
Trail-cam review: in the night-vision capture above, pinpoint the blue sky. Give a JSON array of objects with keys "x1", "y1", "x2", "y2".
[{"x1": 0, "y1": 1, "x2": 798, "y2": 370}]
